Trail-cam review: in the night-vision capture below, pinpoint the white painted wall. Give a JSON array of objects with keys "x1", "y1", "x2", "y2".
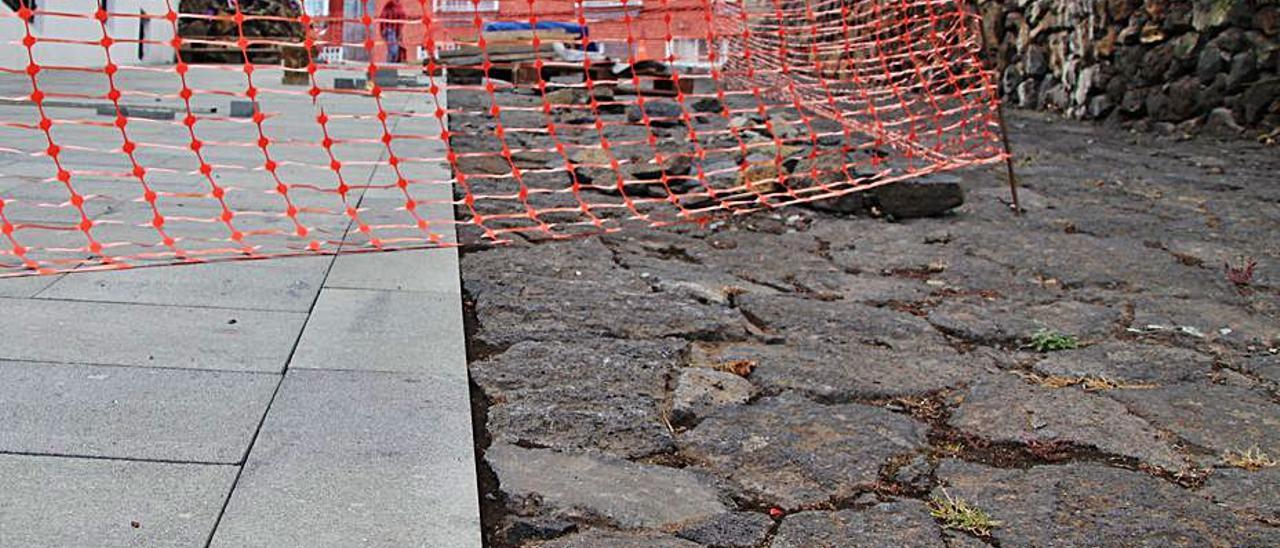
[{"x1": 2, "y1": 0, "x2": 175, "y2": 71}]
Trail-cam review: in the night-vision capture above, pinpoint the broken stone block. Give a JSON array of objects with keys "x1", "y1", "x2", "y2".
[
  {"x1": 487, "y1": 443, "x2": 726, "y2": 529},
  {"x1": 675, "y1": 512, "x2": 774, "y2": 548},
  {"x1": 471, "y1": 339, "x2": 680, "y2": 458},
  {"x1": 627, "y1": 100, "x2": 685, "y2": 127},
  {"x1": 773, "y1": 502, "x2": 945, "y2": 547},
  {"x1": 544, "y1": 88, "x2": 585, "y2": 105},
  {"x1": 948, "y1": 373, "x2": 1187, "y2": 471},
  {"x1": 1201, "y1": 467, "x2": 1280, "y2": 522},
  {"x1": 933, "y1": 460, "x2": 1280, "y2": 546},
  {"x1": 867, "y1": 175, "x2": 965, "y2": 218},
  {"x1": 680, "y1": 392, "x2": 929, "y2": 508},
  {"x1": 690, "y1": 97, "x2": 724, "y2": 113},
  {"x1": 541, "y1": 529, "x2": 701, "y2": 548},
  {"x1": 500, "y1": 516, "x2": 576, "y2": 546},
  {"x1": 670, "y1": 368, "x2": 754, "y2": 425}
]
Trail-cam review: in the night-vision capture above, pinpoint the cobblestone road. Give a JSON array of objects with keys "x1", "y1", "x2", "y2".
[{"x1": 458, "y1": 91, "x2": 1280, "y2": 547}]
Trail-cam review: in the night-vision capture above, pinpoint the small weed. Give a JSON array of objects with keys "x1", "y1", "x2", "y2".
[
  {"x1": 929, "y1": 489, "x2": 1001, "y2": 537},
  {"x1": 1224, "y1": 447, "x2": 1278, "y2": 471},
  {"x1": 1224, "y1": 258, "x2": 1258, "y2": 287},
  {"x1": 1026, "y1": 329, "x2": 1079, "y2": 352}
]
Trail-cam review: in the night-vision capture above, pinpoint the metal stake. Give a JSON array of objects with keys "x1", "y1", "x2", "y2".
[{"x1": 996, "y1": 102, "x2": 1021, "y2": 215}]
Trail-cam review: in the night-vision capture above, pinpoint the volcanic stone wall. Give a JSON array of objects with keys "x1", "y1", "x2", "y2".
[{"x1": 975, "y1": 0, "x2": 1279, "y2": 132}]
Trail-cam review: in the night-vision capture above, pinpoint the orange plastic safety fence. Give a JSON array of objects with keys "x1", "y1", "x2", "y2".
[{"x1": 0, "y1": 0, "x2": 1003, "y2": 277}]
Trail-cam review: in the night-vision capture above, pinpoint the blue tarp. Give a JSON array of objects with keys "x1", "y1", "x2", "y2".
[{"x1": 482, "y1": 21, "x2": 587, "y2": 37}]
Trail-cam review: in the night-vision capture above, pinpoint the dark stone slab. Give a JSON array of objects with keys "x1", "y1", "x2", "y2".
[
  {"x1": 671, "y1": 367, "x2": 755, "y2": 426},
  {"x1": 963, "y1": 230, "x2": 1219, "y2": 298},
  {"x1": 680, "y1": 392, "x2": 929, "y2": 508},
  {"x1": 1032, "y1": 341, "x2": 1214, "y2": 385},
  {"x1": 928, "y1": 298, "x2": 1124, "y2": 346},
  {"x1": 1130, "y1": 296, "x2": 1280, "y2": 350},
  {"x1": 699, "y1": 340, "x2": 973, "y2": 402},
  {"x1": 713, "y1": 293, "x2": 973, "y2": 400},
  {"x1": 472, "y1": 340, "x2": 681, "y2": 458},
  {"x1": 772, "y1": 501, "x2": 945, "y2": 548},
  {"x1": 627, "y1": 100, "x2": 686, "y2": 127},
  {"x1": 1239, "y1": 352, "x2": 1280, "y2": 384},
  {"x1": 498, "y1": 516, "x2": 577, "y2": 546},
  {"x1": 933, "y1": 460, "x2": 1280, "y2": 546},
  {"x1": 866, "y1": 176, "x2": 965, "y2": 219},
  {"x1": 949, "y1": 373, "x2": 1186, "y2": 471},
  {"x1": 675, "y1": 511, "x2": 774, "y2": 548},
  {"x1": 541, "y1": 529, "x2": 702, "y2": 548},
  {"x1": 487, "y1": 443, "x2": 726, "y2": 529},
  {"x1": 1201, "y1": 467, "x2": 1280, "y2": 522},
  {"x1": 735, "y1": 292, "x2": 952, "y2": 350},
  {"x1": 1106, "y1": 381, "x2": 1280, "y2": 460},
  {"x1": 463, "y1": 240, "x2": 747, "y2": 349}
]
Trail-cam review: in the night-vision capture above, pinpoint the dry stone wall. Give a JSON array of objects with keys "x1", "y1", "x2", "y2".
[{"x1": 976, "y1": 0, "x2": 1279, "y2": 133}]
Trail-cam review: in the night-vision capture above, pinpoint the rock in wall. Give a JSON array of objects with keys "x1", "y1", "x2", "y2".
[{"x1": 975, "y1": 0, "x2": 1278, "y2": 133}]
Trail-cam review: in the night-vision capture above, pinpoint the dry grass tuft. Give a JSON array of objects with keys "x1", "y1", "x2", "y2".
[
  {"x1": 1027, "y1": 373, "x2": 1155, "y2": 392},
  {"x1": 1224, "y1": 447, "x2": 1278, "y2": 471}
]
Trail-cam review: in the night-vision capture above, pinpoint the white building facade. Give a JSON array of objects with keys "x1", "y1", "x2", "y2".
[{"x1": 2, "y1": 0, "x2": 176, "y2": 71}]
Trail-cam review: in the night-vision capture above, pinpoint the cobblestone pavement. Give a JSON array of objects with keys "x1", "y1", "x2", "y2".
[{"x1": 455, "y1": 87, "x2": 1280, "y2": 547}]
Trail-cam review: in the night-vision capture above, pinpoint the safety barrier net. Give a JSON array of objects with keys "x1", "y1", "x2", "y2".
[{"x1": 0, "y1": 0, "x2": 1003, "y2": 276}]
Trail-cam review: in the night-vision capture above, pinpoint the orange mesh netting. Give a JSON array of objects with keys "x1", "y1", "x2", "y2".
[{"x1": 0, "y1": 0, "x2": 1003, "y2": 276}]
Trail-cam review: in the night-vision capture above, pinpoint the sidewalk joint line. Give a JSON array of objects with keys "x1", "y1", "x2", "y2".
[
  {"x1": 0, "y1": 450, "x2": 239, "y2": 467},
  {"x1": 200, "y1": 117, "x2": 397, "y2": 548}
]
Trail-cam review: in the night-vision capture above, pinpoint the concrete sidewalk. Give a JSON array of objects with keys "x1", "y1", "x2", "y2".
[{"x1": 0, "y1": 68, "x2": 480, "y2": 547}]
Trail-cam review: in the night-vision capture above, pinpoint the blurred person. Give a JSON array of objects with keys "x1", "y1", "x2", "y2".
[{"x1": 379, "y1": 0, "x2": 405, "y2": 63}]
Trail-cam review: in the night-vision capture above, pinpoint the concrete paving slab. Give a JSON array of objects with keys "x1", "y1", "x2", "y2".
[
  {"x1": 0, "y1": 273, "x2": 62, "y2": 298},
  {"x1": 290, "y1": 287, "x2": 466, "y2": 374},
  {"x1": 0, "y1": 454, "x2": 236, "y2": 548},
  {"x1": 210, "y1": 369, "x2": 480, "y2": 548},
  {"x1": 37, "y1": 255, "x2": 332, "y2": 311},
  {"x1": 0, "y1": 360, "x2": 278, "y2": 463},
  {"x1": 0, "y1": 68, "x2": 479, "y2": 546},
  {"x1": 325, "y1": 248, "x2": 461, "y2": 294},
  {"x1": 0, "y1": 297, "x2": 306, "y2": 372}
]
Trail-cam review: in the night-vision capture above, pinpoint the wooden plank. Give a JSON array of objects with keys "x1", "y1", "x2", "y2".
[
  {"x1": 437, "y1": 42, "x2": 556, "y2": 59},
  {"x1": 477, "y1": 30, "x2": 577, "y2": 42}
]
